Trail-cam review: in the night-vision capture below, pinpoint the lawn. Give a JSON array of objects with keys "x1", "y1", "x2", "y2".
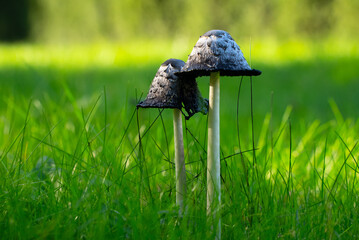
[{"x1": 1, "y1": 40, "x2": 359, "y2": 239}]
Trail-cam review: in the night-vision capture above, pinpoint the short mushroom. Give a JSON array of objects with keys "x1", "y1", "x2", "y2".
[
  {"x1": 176, "y1": 30, "x2": 261, "y2": 238},
  {"x1": 137, "y1": 58, "x2": 208, "y2": 213}
]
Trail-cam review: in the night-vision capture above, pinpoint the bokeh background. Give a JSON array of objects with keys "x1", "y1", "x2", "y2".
[
  {"x1": 1, "y1": 0, "x2": 358, "y2": 43},
  {"x1": 0, "y1": 0, "x2": 358, "y2": 125}
]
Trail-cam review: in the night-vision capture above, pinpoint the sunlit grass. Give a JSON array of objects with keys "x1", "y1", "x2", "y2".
[
  {"x1": 251, "y1": 38, "x2": 358, "y2": 63},
  {"x1": 1, "y1": 89, "x2": 359, "y2": 238},
  {"x1": 0, "y1": 40, "x2": 188, "y2": 68},
  {"x1": 0, "y1": 38, "x2": 357, "y2": 68}
]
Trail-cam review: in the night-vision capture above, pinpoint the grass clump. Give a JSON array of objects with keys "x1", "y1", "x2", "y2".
[{"x1": 1, "y1": 87, "x2": 359, "y2": 239}]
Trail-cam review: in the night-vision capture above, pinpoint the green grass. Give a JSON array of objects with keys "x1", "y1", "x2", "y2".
[{"x1": 1, "y1": 40, "x2": 359, "y2": 239}]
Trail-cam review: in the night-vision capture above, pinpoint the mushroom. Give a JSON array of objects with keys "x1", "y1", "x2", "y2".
[
  {"x1": 176, "y1": 30, "x2": 261, "y2": 237},
  {"x1": 137, "y1": 58, "x2": 208, "y2": 213}
]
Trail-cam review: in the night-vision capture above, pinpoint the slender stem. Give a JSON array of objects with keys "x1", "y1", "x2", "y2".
[
  {"x1": 207, "y1": 71, "x2": 221, "y2": 239},
  {"x1": 173, "y1": 108, "x2": 186, "y2": 213}
]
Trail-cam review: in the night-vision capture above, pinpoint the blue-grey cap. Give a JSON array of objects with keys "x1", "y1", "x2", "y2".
[
  {"x1": 137, "y1": 59, "x2": 184, "y2": 109},
  {"x1": 176, "y1": 30, "x2": 261, "y2": 77},
  {"x1": 137, "y1": 58, "x2": 209, "y2": 119}
]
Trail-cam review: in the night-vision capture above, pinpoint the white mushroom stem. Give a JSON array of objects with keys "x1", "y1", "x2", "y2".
[
  {"x1": 207, "y1": 71, "x2": 221, "y2": 239},
  {"x1": 173, "y1": 108, "x2": 186, "y2": 213}
]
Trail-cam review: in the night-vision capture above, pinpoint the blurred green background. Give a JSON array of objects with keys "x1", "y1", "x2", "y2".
[
  {"x1": 0, "y1": 0, "x2": 358, "y2": 124},
  {"x1": 1, "y1": 0, "x2": 358, "y2": 43}
]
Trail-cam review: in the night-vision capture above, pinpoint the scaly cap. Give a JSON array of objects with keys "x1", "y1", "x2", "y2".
[
  {"x1": 137, "y1": 59, "x2": 184, "y2": 109},
  {"x1": 177, "y1": 30, "x2": 261, "y2": 77},
  {"x1": 137, "y1": 58, "x2": 209, "y2": 119}
]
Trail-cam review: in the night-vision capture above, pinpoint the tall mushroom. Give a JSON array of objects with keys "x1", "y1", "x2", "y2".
[
  {"x1": 137, "y1": 58, "x2": 208, "y2": 214},
  {"x1": 176, "y1": 30, "x2": 261, "y2": 238}
]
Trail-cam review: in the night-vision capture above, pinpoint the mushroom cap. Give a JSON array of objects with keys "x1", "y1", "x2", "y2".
[
  {"x1": 137, "y1": 58, "x2": 184, "y2": 109},
  {"x1": 137, "y1": 59, "x2": 209, "y2": 119},
  {"x1": 176, "y1": 30, "x2": 261, "y2": 77}
]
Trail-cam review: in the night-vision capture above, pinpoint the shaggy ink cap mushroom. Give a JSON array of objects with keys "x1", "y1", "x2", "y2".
[
  {"x1": 177, "y1": 30, "x2": 261, "y2": 238},
  {"x1": 137, "y1": 58, "x2": 209, "y2": 213},
  {"x1": 176, "y1": 30, "x2": 262, "y2": 77},
  {"x1": 137, "y1": 58, "x2": 208, "y2": 119}
]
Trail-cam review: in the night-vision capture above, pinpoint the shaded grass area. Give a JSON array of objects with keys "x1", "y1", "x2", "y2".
[{"x1": 1, "y1": 52, "x2": 359, "y2": 238}]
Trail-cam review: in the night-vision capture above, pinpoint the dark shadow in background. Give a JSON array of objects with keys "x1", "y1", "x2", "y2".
[{"x1": 0, "y1": 0, "x2": 30, "y2": 41}]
